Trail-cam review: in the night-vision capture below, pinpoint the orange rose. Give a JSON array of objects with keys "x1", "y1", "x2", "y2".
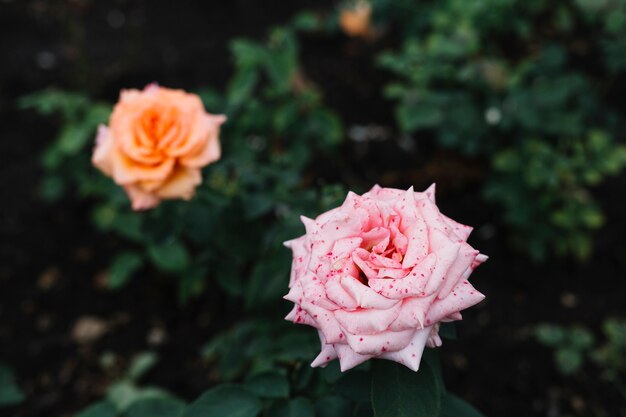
[
  {"x1": 339, "y1": 1, "x2": 372, "y2": 38},
  {"x1": 92, "y1": 84, "x2": 225, "y2": 210}
]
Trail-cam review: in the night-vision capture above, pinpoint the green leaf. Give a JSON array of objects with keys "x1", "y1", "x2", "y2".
[
  {"x1": 244, "y1": 250, "x2": 290, "y2": 310},
  {"x1": 440, "y1": 394, "x2": 485, "y2": 417},
  {"x1": 74, "y1": 401, "x2": 117, "y2": 417},
  {"x1": 107, "y1": 382, "x2": 173, "y2": 412},
  {"x1": 227, "y1": 68, "x2": 259, "y2": 109},
  {"x1": 315, "y1": 396, "x2": 352, "y2": 417},
  {"x1": 397, "y1": 104, "x2": 444, "y2": 132},
  {"x1": 147, "y1": 241, "x2": 190, "y2": 273},
  {"x1": 335, "y1": 371, "x2": 371, "y2": 403},
  {"x1": 231, "y1": 40, "x2": 267, "y2": 69},
  {"x1": 183, "y1": 385, "x2": 261, "y2": 417},
  {"x1": 40, "y1": 175, "x2": 66, "y2": 202},
  {"x1": 371, "y1": 360, "x2": 441, "y2": 417},
  {"x1": 57, "y1": 123, "x2": 95, "y2": 155},
  {"x1": 125, "y1": 398, "x2": 186, "y2": 417},
  {"x1": 422, "y1": 349, "x2": 445, "y2": 395},
  {"x1": 266, "y1": 398, "x2": 315, "y2": 417},
  {"x1": 108, "y1": 252, "x2": 143, "y2": 290},
  {"x1": 535, "y1": 324, "x2": 566, "y2": 346},
  {"x1": 555, "y1": 349, "x2": 583, "y2": 375},
  {"x1": 245, "y1": 371, "x2": 289, "y2": 399},
  {"x1": 0, "y1": 365, "x2": 24, "y2": 406},
  {"x1": 127, "y1": 352, "x2": 158, "y2": 381}
]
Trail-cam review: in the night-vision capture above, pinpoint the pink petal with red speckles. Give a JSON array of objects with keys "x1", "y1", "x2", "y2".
[{"x1": 334, "y1": 302, "x2": 402, "y2": 335}]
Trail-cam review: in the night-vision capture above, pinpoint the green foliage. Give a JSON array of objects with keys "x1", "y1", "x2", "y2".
[
  {"x1": 535, "y1": 323, "x2": 594, "y2": 375},
  {"x1": 183, "y1": 385, "x2": 262, "y2": 417},
  {"x1": 108, "y1": 252, "x2": 143, "y2": 290},
  {"x1": 440, "y1": 393, "x2": 485, "y2": 417},
  {"x1": 377, "y1": 0, "x2": 626, "y2": 260},
  {"x1": 591, "y1": 319, "x2": 626, "y2": 383},
  {"x1": 0, "y1": 365, "x2": 24, "y2": 407},
  {"x1": 23, "y1": 25, "x2": 344, "y2": 299},
  {"x1": 485, "y1": 132, "x2": 626, "y2": 260},
  {"x1": 536, "y1": 319, "x2": 626, "y2": 398},
  {"x1": 371, "y1": 360, "x2": 440, "y2": 417}
]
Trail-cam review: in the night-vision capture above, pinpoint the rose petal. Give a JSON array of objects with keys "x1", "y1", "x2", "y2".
[
  {"x1": 379, "y1": 327, "x2": 431, "y2": 371},
  {"x1": 92, "y1": 125, "x2": 114, "y2": 176},
  {"x1": 340, "y1": 275, "x2": 399, "y2": 310},
  {"x1": 153, "y1": 167, "x2": 201, "y2": 200},
  {"x1": 179, "y1": 115, "x2": 225, "y2": 168},
  {"x1": 426, "y1": 282, "x2": 485, "y2": 325},
  {"x1": 123, "y1": 184, "x2": 160, "y2": 211},
  {"x1": 334, "y1": 302, "x2": 401, "y2": 335},
  {"x1": 345, "y1": 328, "x2": 416, "y2": 355},
  {"x1": 335, "y1": 343, "x2": 373, "y2": 372}
]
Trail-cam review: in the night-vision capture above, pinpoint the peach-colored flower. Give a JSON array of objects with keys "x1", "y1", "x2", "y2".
[
  {"x1": 340, "y1": 1, "x2": 372, "y2": 38},
  {"x1": 92, "y1": 84, "x2": 225, "y2": 210},
  {"x1": 284, "y1": 185, "x2": 487, "y2": 372}
]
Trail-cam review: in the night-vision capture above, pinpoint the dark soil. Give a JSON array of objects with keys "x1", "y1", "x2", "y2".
[{"x1": 1, "y1": 2, "x2": 625, "y2": 417}]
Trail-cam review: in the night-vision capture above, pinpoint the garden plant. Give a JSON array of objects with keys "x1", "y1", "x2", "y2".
[{"x1": 2, "y1": 1, "x2": 626, "y2": 416}]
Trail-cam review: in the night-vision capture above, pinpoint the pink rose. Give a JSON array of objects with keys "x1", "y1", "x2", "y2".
[
  {"x1": 284, "y1": 185, "x2": 487, "y2": 372},
  {"x1": 92, "y1": 84, "x2": 226, "y2": 210}
]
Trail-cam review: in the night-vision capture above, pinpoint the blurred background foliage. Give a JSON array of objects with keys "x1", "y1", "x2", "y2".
[{"x1": 375, "y1": 0, "x2": 626, "y2": 260}]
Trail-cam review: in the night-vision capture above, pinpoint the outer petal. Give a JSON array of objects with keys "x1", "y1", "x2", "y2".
[
  {"x1": 179, "y1": 114, "x2": 226, "y2": 168},
  {"x1": 154, "y1": 167, "x2": 201, "y2": 200},
  {"x1": 378, "y1": 327, "x2": 431, "y2": 371},
  {"x1": 92, "y1": 125, "x2": 115, "y2": 176},
  {"x1": 311, "y1": 331, "x2": 339, "y2": 368},
  {"x1": 123, "y1": 184, "x2": 160, "y2": 211},
  {"x1": 426, "y1": 282, "x2": 485, "y2": 325},
  {"x1": 335, "y1": 344, "x2": 372, "y2": 372}
]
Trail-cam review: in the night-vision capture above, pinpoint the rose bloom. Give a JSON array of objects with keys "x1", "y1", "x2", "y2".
[
  {"x1": 284, "y1": 185, "x2": 487, "y2": 372},
  {"x1": 339, "y1": 0, "x2": 372, "y2": 38},
  {"x1": 92, "y1": 84, "x2": 226, "y2": 210}
]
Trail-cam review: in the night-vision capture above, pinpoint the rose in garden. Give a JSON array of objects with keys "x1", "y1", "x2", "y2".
[
  {"x1": 92, "y1": 84, "x2": 226, "y2": 210},
  {"x1": 284, "y1": 185, "x2": 487, "y2": 371},
  {"x1": 339, "y1": 0, "x2": 372, "y2": 38}
]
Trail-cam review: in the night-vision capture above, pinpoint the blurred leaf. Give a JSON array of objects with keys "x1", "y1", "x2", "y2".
[
  {"x1": 108, "y1": 382, "x2": 173, "y2": 412},
  {"x1": 315, "y1": 396, "x2": 352, "y2": 417},
  {"x1": 127, "y1": 352, "x2": 158, "y2": 382},
  {"x1": 244, "y1": 250, "x2": 290, "y2": 310},
  {"x1": 555, "y1": 349, "x2": 583, "y2": 375},
  {"x1": 245, "y1": 371, "x2": 289, "y2": 399},
  {"x1": 147, "y1": 241, "x2": 190, "y2": 273},
  {"x1": 334, "y1": 371, "x2": 371, "y2": 403},
  {"x1": 108, "y1": 252, "x2": 143, "y2": 290},
  {"x1": 535, "y1": 324, "x2": 566, "y2": 346},
  {"x1": 125, "y1": 398, "x2": 186, "y2": 417},
  {"x1": 266, "y1": 398, "x2": 315, "y2": 417},
  {"x1": 397, "y1": 104, "x2": 444, "y2": 131},
  {"x1": 74, "y1": 401, "x2": 117, "y2": 417},
  {"x1": 227, "y1": 68, "x2": 259, "y2": 109},
  {"x1": 440, "y1": 393, "x2": 485, "y2": 417},
  {"x1": 0, "y1": 365, "x2": 24, "y2": 406},
  {"x1": 40, "y1": 175, "x2": 66, "y2": 202},
  {"x1": 183, "y1": 385, "x2": 262, "y2": 417},
  {"x1": 371, "y1": 360, "x2": 440, "y2": 417}
]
